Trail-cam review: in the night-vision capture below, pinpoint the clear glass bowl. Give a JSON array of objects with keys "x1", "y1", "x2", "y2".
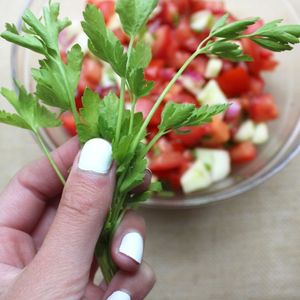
[{"x1": 12, "y1": 0, "x2": 300, "y2": 208}]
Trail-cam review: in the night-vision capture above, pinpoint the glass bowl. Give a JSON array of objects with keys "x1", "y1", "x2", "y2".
[{"x1": 12, "y1": 0, "x2": 300, "y2": 208}]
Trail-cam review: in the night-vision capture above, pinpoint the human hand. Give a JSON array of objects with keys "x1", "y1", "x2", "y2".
[{"x1": 0, "y1": 137, "x2": 155, "y2": 300}]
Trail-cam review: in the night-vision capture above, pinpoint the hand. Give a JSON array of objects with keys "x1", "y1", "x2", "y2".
[{"x1": 0, "y1": 137, "x2": 155, "y2": 300}]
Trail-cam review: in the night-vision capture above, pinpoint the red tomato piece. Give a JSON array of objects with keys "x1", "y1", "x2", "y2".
[
  {"x1": 175, "y1": 17, "x2": 194, "y2": 44},
  {"x1": 217, "y1": 67, "x2": 251, "y2": 97},
  {"x1": 149, "y1": 152, "x2": 183, "y2": 172},
  {"x1": 191, "y1": 0, "x2": 225, "y2": 14},
  {"x1": 113, "y1": 28, "x2": 130, "y2": 45},
  {"x1": 249, "y1": 76, "x2": 265, "y2": 96},
  {"x1": 152, "y1": 26, "x2": 172, "y2": 59},
  {"x1": 168, "y1": 50, "x2": 190, "y2": 69},
  {"x1": 173, "y1": 0, "x2": 191, "y2": 14},
  {"x1": 169, "y1": 124, "x2": 212, "y2": 147},
  {"x1": 145, "y1": 59, "x2": 165, "y2": 81},
  {"x1": 135, "y1": 98, "x2": 163, "y2": 126},
  {"x1": 83, "y1": 57, "x2": 103, "y2": 85},
  {"x1": 61, "y1": 112, "x2": 77, "y2": 136},
  {"x1": 201, "y1": 117, "x2": 230, "y2": 146},
  {"x1": 87, "y1": 0, "x2": 115, "y2": 23},
  {"x1": 161, "y1": 1, "x2": 180, "y2": 26},
  {"x1": 230, "y1": 142, "x2": 257, "y2": 164},
  {"x1": 249, "y1": 94, "x2": 279, "y2": 122}
]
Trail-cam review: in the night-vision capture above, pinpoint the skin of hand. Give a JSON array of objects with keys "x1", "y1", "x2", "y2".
[{"x1": 0, "y1": 137, "x2": 155, "y2": 300}]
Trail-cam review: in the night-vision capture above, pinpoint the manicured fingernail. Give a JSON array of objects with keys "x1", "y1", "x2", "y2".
[
  {"x1": 107, "y1": 291, "x2": 131, "y2": 300},
  {"x1": 78, "y1": 138, "x2": 112, "y2": 174},
  {"x1": 119, "y1": 232, "x2": 144, "y2": 264}
]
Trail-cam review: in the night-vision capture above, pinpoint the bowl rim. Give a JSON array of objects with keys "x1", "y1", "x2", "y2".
[{"x1": 10, "y1": 0, "x2": 300, "y2": 209}]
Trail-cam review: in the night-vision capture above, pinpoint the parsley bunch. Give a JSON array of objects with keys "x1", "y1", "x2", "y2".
[{"x1": 1, "y1": 0, "x2": 300, "y2": 283}]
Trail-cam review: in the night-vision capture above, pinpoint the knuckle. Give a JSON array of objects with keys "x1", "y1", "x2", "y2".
[{"x1": 141, "y1": 262, "x2": 156, "y2": 288}]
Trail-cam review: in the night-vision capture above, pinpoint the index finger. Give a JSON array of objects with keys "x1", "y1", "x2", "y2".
[{"x1": 0, "y1": 137, "x2": 80, "y2": 233}]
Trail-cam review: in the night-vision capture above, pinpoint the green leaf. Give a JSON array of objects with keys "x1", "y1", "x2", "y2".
[
  {"x1": 127, "y1": 68, "x2": 154, "y2": 98},
  {"x1": 159, "y1": 102, "x2": 195, "y2": 132},
  {"x1": 77, "y1": 89, "x2": 101, "y2": 144},
  {"x1": 159, "y1": 102, "x2": 229, "y2": 132},
  {"x1": 250, "y1": 37, "x2": 293, "y2": 51},
  {"x1": 32, "y1": 44, "x2": 83, "y2": 110},
  {"x1": 1, "y1": 23, "x2": 46, "y2": 55},
  {"x1": 0, "y1": 84, "x2": 61, "y2": 132},
  {"x1": 0, "y1": 110, "x2": 30, "y2": 130},
  {"x1": 98, "y1": 92, "x2": 120, "y2": 141},
  {"x1": 212, "y1": 17, "x2": 259, "y2": 39},
  {"x1": 82, "y1": 4, "x2": 127, "y2": 77},
  {"x1": 130, "y1": 40, "x2": 152, "y2": 70},
  {"x1": 116, "y1": 0, "x2": 158, "y2": 37},
  {"x1": 211, "y1": 14, "x2": 229, "y2": 34}
]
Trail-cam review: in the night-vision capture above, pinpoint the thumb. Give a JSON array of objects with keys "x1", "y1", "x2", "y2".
[{"x1": 38, "y1": 138, "x2": 115, "y2": 275}]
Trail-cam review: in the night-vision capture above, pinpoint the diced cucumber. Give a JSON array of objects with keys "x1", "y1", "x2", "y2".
[
  {"x1": 74, "y1": 31, "x2": 89, "y2": 54},
  {"x1": 235, "y1": 120, "x2": 256, "y2": 142},
  {"x1": 198, "y1": 80, "x2": 228, "y2": 106},
  {"x1": 190, "y1": 10, "x2": 213, "y2": 32},
  {"x1": 108, "y1": 14, "x2": 122, "y2": 31},
  {"x1": 205, "y1": 58, "x2": 223, "y2": 78},
  {"x1": 180, "y1": 160, "x2": 212, "y2": 193},
  {"x1": 101, "y1": 62, "x2": 121, "y2": 87},
  {"x1": 252, "y1": 123, "x2": 269, "y2": 144},
  {"x1": 195, "y1": 149, "x2": 231, "y2": 182},
  {"x1": 180, "y1": 75, "x2": 204, "y2": 96}
]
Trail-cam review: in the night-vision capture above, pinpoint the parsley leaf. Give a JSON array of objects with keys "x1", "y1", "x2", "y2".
[
  {"x1": 0, "y1": 83, "x2": 61, "y2": 132},
  {"x1": 82, "y1": 5, "x2": 127, "y2": 77},
  {"x1": 32, "y1": 44, "x2": 83, "y2": 110},
  {"x1": 77, "y1": 89, "x2": 101, "y2": 144},
  {"x1": 159, "y1": 102, "x2": 229, "y2": 132},
  {"x1": 127, "y1": 68, "x2": 154, "y2": 98},
  {"x1": 116, "y1": 0, "x2": 159, "y2": 38}
]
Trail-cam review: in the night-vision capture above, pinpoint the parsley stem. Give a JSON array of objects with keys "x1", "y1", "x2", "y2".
[
  {"x1": 144, "y1": 130, "x2": 165, "y2": 155},
  {"x1": 35, "y1": 130, "x2": 66, "y2": 185},
  {"x1": 132, "y1": 36, "x2": 211, "y2": 151},
  {"x1": 116, "y1": 78, "x2": 126, "y2": 142},
  {"x1": 129, "y1": 95, "x2": 137, "y2": 134},
  {"x1": 116, "y1": 37, "x2": 135, "y2": 142}
]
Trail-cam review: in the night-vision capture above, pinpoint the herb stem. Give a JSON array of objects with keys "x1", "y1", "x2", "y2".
[
  {"x1": 144, "y1": 130, "x2": 165, "y2": 155},
  {"x1": 35, "y1": 130, "x2": 66, "y2": 185},
  {"x1": 116, "y1": 37, "x2": 135, "y2": 142},
  {"x1": 129, "y1": 95, "x2": 137, "y2": 134}
]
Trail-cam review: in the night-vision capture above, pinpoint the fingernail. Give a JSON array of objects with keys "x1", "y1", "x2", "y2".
[
  {"x1": 107, "y1": 291, "x2": 131, "y2": 300},
  {"x1": 119, "y1": 232, "x2": 144, "y2": 264},
  {"x1": 78, "y1": 138, "x2": 112, "y2": 174}
]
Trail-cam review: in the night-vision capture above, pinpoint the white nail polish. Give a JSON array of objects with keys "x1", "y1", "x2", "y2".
[
  {"x1": 107, "y1": 291, "x2": 131, "y2": 300},
  {"x1": 78, "y1": 138, "x2": 112, "y2": 174},
  {"x1": 119, "y1": 232, "x2": 144, "y2": 264}
]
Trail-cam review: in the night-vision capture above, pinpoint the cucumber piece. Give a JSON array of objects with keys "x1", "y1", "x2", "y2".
[
  {"x1": 180, "y1": 160, "x2": 212, "y2": 193},
  {"x1": 190, "y1": 10, "x2": 213, "y2": 32},
  {"x1": 195, "y1": 149, "x2": 231, "y2": 182},
  {"x1": 252, "y1": 123, "x2": 269, "y2": 144},
  {"x1": 198, "y1": 80, "x2": 228, "y2": 106},
  {"x1": 235, "y1": 120, "x2": 256, "y2": 142},
  {"x1": 205, "y1": 58, "x2": 223, "y2": 78}
]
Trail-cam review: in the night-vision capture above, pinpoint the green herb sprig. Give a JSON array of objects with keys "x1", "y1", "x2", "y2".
[{"x1": 1, "y1": 0, "x2": 300, "y2": 284}]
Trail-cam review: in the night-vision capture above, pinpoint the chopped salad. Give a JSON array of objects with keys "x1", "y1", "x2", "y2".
[{"x1": 60, "y1": 0, "x2": 279, "y2": 194}]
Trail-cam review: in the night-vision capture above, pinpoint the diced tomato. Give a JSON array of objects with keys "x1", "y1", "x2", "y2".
[
  {"x1": 161, "y1": 1, "x2": 180, "y2": 26},
  {"x1": 230, "y1": 142, "x2": 257, "y2": 164},
  {"x1": 249, "y1": 76, "x2": 265, "y2": 96},
  {"x1": 82, "y1": 57, "x2": 103, "y2": 85},
  {"x1": 61, "y1": 112, "x2": 76, "y2": 136},
  {"x1": 149, "y1": 151, "x2": 183, "y2": 171},
  {"x1": 189, "y1": 56, "x2": 208, "y2": 75},
  {"x1": 152, "y1": 26, "x2": 172, "y2": 59},
  {"x1": 87, "y1": 0, "x2": 115, "y2": 23},
  {"x1": 164, "y1": 83, "x2": 184, "y2": 101},
  {"x1": 175, "y1": 17, "x2": 194, "y2": 45},
  {"x1": 172, "y1": 0, "x2": 191, "y2": 14},
  {"x1": 169, "y1": 124, "x2": 212, "y2": 147},
  {"x1": 145, "y1": 59, "x2": 165, "y2": 81},
  {"x1": 113, "y1": 28, "x2": 130, "y2": 45},
  {"x1": 167, "y1": 92, "x2": 198, "y2": 105},
  {"x1": 201, "y1": 117, "x2": 230, "y2": 146},
  {"x1": 249, "y1": 94, "x2": 279, "y2": 122},
  {"x1": 60, "y1": 51, "x2": 67, "y2": 64},
  {"x1": 217, "y1": 67, "x2": 251, "y2": 97},
  {"x1": 135, "y1": 98, "x2": 163, "y2": 126},
  {"x1": 168, "y1": 50, "x2": 190, "y2": 69},
  {"x1": 191, "y1": 0, "x2": 225, "y2": 14},
  {"x1": 75, "y1": 94, "x2": 83, "y2": 110}
]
